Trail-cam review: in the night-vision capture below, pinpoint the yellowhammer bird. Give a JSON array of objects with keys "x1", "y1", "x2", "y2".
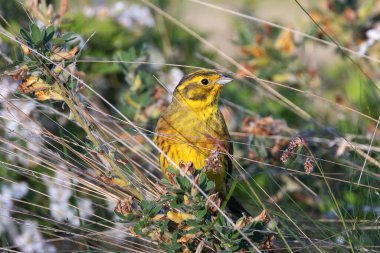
[{"x1": 154, "y1": 69, "x2": 233, "y2": 193}]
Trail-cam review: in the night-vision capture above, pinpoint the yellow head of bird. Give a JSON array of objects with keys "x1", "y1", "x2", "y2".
[{"x1": 173, "y1": 69, "x2": 233, "y2": 109}]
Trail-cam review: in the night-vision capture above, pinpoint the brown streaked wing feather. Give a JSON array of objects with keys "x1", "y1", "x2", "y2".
[{"x1": 217, "y1": 110, "x2": 233, "y2": 179}]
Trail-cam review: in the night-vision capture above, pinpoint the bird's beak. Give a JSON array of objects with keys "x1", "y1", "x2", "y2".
[{"x1": 216, "y1": 75, "x2": 233, "y2": 85}]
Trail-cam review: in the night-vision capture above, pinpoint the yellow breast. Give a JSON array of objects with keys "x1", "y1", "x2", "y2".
[
  {"x1": 157, "y1": 140, "x2": 227, "y2": 193},
  {"x1": 155, "y1": 108, "x2": 229, "y2": 193}
]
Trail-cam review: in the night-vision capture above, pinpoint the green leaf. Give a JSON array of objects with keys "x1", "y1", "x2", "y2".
[
  {"x1": 43, "y1": 26, "x2": 55, "y2": 44},
  {"x1": 186, "y1": 227, "x2": 199, "y2": 234},
  {"x1": 117, "y1": 47, "x2": 137, "y2": 61},
  {"x1": 184, "y1": 219, "x2": 200, "y2": 227},
  {"x1": 151, "y1": 204, "x2": 162, "y2": 216},
  {"x1": 20, "y1": 28, "x2": 33, "y2": 45},
  {"x1": 62, "y1": 32, "x2": 76, "y2": 41},
  {"x1": 205, "y1": 181, "x2": 215, "y2": 192},
  {"x1": 159, "y1": 220, "x2": 169, "y2": 232},
  {"x1": 170, "y1": 195, "x2": 184, "y2": 208},
  {"x1": 15, "y1": 46, "x2": 24, "y2": 61},
  {"x1": 198, "y1": 173, "x2": 208, "y2": 189},
  {"x1": 168, "y1": 231, "x2": 181, "y2": 251},
  {"x1": 52, "y1": 38, "x2": 65, "y2": 46},
  {"x1": 45, "y1": 26, "x2": 55, "y2": 35},
  {"x1": 230, "y1": 230, "x2": 240, "y2": 240},
  {"x1": 30, "y1": 24, "x2": 42, "y2": 45},
  {"x1": 196, "y1": 208, "x2": 207, "y2": 219},
  {"x1": 199, "y1": 173, "x2": 207, "y2": 184},
  {"x1": 140, "y1": 200, "x2": 152, "y2": 210},
  {"x1": 115, "y1": 48, "x2": 137, "y2": 73},
  {"x1": 176, "y1": 176, "x2": 191, "y2": 191},
  {"x1": 133, "y1": 222, "x2": 143, "y2": 234},
  {"x1": 160, "y1": 195, "x2": 174, "y2": 203},
  {"x1": 124, "y1": 213, "x2": 138, "y2": 222},
  {"x1": 67, "y1": 80, "x2": 76, "y2": 90},
  {"x1": 160, "y1": 179, "x2": 174, "y2": 188},
  {"x1": 114, "y1": 211, "x2": 136, "y2": 222},
  {"x1": 217, "y1": 215, "x2": 226, "y2": 226}
]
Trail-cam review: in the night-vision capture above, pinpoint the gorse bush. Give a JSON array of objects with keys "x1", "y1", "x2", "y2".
[
  {"x1": 115, "y1": 165, "x2": 272, "y2": 252},
  {"x1": 0, "y1": 0, "x2": 380, "y2": 252}
]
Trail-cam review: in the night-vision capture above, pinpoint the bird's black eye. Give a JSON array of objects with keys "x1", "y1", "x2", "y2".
[{"x1": 201, "y1": 79, "x2": 209, "y2": 85}]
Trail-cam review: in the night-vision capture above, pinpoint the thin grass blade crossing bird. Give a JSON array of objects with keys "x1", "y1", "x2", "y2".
[{"x1": 154, "y1": 69, "x2": 233, "y2": 193}]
